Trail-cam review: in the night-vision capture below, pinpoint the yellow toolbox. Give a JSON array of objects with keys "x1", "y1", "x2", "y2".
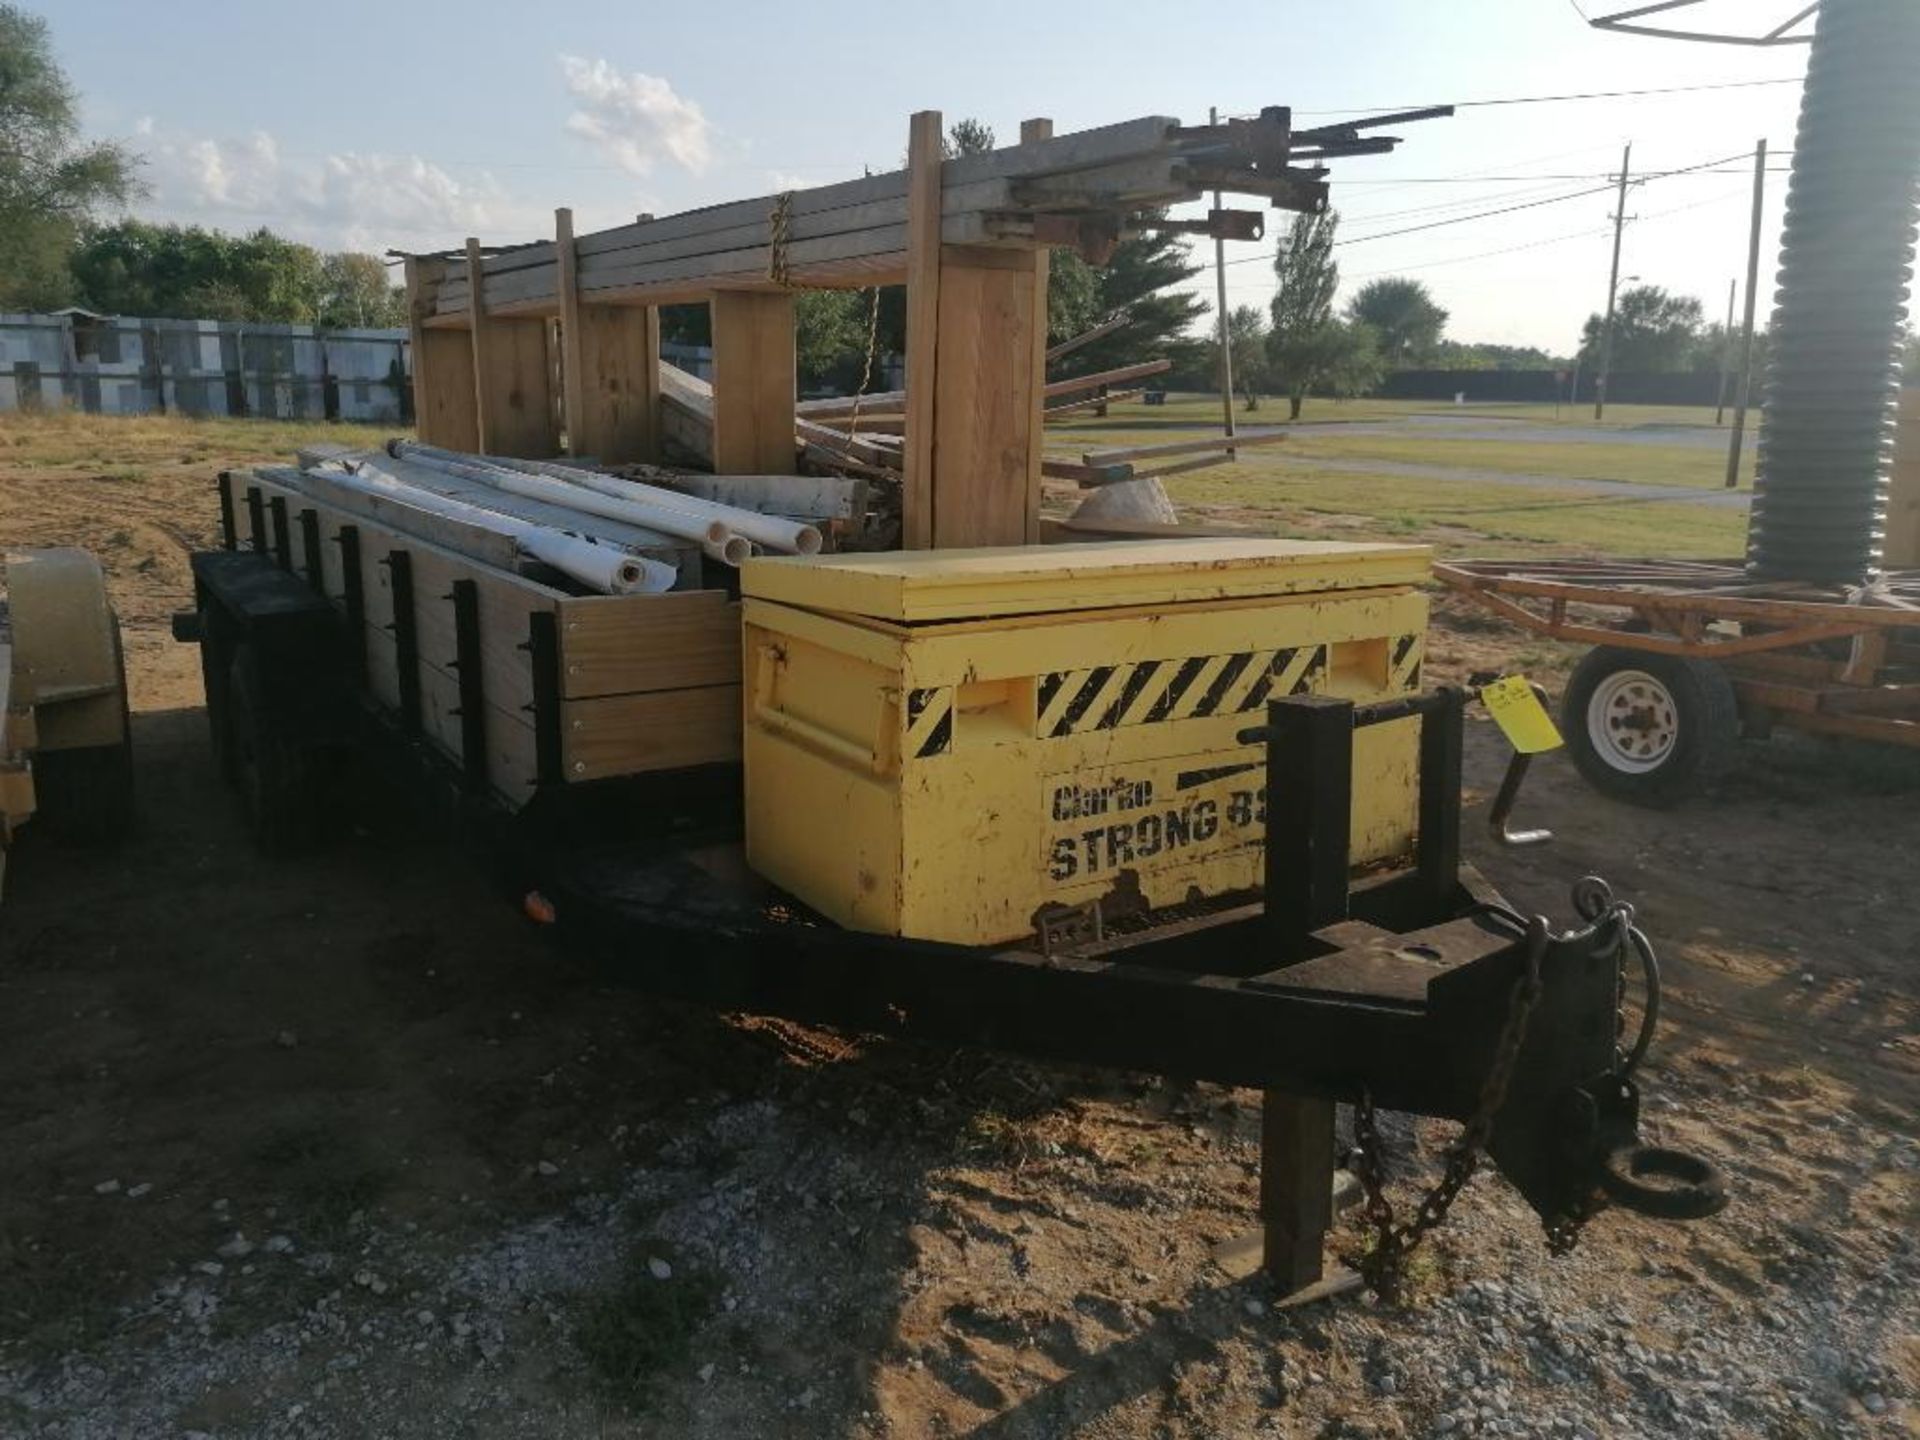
[{"x1": 741, "y1": 538, "x2": 1431, "y2": 946}]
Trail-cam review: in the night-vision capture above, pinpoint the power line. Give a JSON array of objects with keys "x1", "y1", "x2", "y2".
[
  {"x1": 1283, "y1": 75, "x2": 1802, "y2": 117},
  {"x1": 1215, "y1": 146, "x2": 1760, "y2": 269}
]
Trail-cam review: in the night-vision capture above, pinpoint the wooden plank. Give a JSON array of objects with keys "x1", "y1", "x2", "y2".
[
  {"x1": 424, "y1": 253, "x2": 910, "y2": 324},
  {"x1": 557, "y1": 591, "x2": 740, "y2": 699},
  {"x1": 562, "y1": 686, "x2": 743, "y2": 779},
  {"x1": 1021, "y1": 116, "x2": 1052, "y2": 545},
  {"x1": 573, "y1": 301, "x2": 660, "y2": 464},
  {"x1": 710, "y1": 291, "x2": 796, "y2": 475},
  {"x1": 931, "y1": 243, "x2": 1043, "y2": 548},
  {"x1": 366, "y1": 627, "x2": 541, "y2": 804},
  {"x1": 478, "y1": 316, "x2": 559, "y2": 458},
  {"x1": 1085, "y1": 429, "x2": 1289, "y2": 466},
  {"x1": 1044, "y1": 358, "x2": 1173, "y2": 398},
  {"x1": 465, "y1": 238, "x2": 494, "y2": 449},
  {"x1": 1044, "y1": 387, "x2": 1144, "y2": 419},
  {"x1": 248, "y1": 470, "x2": 560, "y2": 724},
  {"x1": 902, "y1": 109, "x2": 944, "y2": 551},
  {"x1": 254, "y1": 465, "x2": 524, "y2": 573},
  {"x1": 556, "y1": 208, "x2": 587, "y2": 457},
  {"x1": 409, "y1": 245, "x2": 480, "y2": 452}
]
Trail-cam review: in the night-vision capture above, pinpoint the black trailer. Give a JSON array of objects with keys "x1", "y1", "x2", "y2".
[{"x1": 177, "y1": 546, "x2": 1724, "y2": 1302}]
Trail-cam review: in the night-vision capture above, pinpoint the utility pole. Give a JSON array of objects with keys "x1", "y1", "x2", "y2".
[
  {"x1": 1211, "y1": 105, "x2": 1237, "y2": 451},
  {"x1": 1714, "y1": 277, "x2": 1736, "y2": 425},
  {"x1": 1594, "y1": 142, "x2": 1633, "y2": 421},
  {"x1": 1726, "y1": 139, "x2": 1768, "y2": 488}
]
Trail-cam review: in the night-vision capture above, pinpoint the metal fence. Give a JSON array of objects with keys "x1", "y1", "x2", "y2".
[{"x1": 0, "y1": 313, "x2": 412, "y2": 423}]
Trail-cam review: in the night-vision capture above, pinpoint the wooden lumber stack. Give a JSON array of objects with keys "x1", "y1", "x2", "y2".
[
  {"x1": 229, "y1": 461, "x2": 746, "y2": 809},
  {"x1": 409, "y1": 106, "x2": 1438, "y2": 325}
]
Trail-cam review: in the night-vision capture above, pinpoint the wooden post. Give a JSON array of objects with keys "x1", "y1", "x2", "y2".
[
  {"x1": 558, "y1": 208, "x2": 661, "y2": 463},
  {"x1": 404, "y1": 255, "x2": 479, "y2": 451},
  {"x1": 465, "y1": 238, "x2": 494, "y2": 450},
  {"x1": 902, "y1": 109, "x2": 944, "y2": 549},
  {"x1": 1020, "y1": 116, "x2": 1053, "y2": 543},
  {"x1": 1260, "y1": 1092, "x2": 1335, "y2": 1291},
  {"x1": 710, "y1": 291, "x2": 796, "y2": 474}
]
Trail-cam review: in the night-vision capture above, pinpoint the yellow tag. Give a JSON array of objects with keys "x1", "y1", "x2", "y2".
[{"x1": 1482, "y1": 675, "x2": 1563, "y2": 754}]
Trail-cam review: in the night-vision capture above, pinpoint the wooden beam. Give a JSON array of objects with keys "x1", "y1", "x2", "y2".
[
  {"x1": 465, "y1": 238, "x2": 494, "y2": 451},
  {"x1": 469, "y1": 237, "x2": 559, "y2": 458},
  {"x1": 1021, "y1": 116, "x2": 1053, "y2": 543},
  {"x1": 406, "y1": 256, "x2": 478, "y2": 450},
  {"x1": 710, "y1": 291, "x2": 796, "y2": 474},
  {"x1": 902, "y1": 109, "x2": 944, "y2": 549},
  {"x1": 573, "y1": 302, "x2": 661, "y2": 464},
  {"x1": 1084, "y1": 429, "x2": 1288, "y2": 467},
  {"x1": 556, "y1": 208, "x2": 588, "y2": 456}
]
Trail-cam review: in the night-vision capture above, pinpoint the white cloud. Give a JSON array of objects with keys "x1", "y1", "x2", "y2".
[
  {"x1": 128, "y1": 124, "x2": 547, "y2": 253},
  {"x1": 559, "y1": 55, "x2": 711, "y2": 177}
]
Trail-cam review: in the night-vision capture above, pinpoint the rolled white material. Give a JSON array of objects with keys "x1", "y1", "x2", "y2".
[
  {"x1": 394, "y1": 441, "x2": 821, "y2": 557},
  {"x1": 519, "y1": 530, "x2": 664, "y2": 595},
  {"x1": 329, "y1": 462, "x2": 676, "y2": 594},
  {"x1": 555, "y1": 468, "x2": 823, "y2": 557},
  {"x1": 390, "y1": 441, "x2": 755, "y2": 567}
]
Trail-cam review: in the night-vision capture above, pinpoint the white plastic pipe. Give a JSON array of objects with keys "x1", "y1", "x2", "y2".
[
  {"x1": 395, "y1": 441, "x2": 821, "y2": 557},
  {"x1": 327, "y1": 462, "x2": 675, "y2": 594},
  {"x1": 388, "y1": 442, "x2": 753, "y2": 566}
]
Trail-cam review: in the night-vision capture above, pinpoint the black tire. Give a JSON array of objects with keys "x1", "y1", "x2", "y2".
[
  {"x1": 227, "y1": 645, "x2": 324, "y2": 856},
  {"x1": 1560, "y1": 646, "x2": 1740, "y2": 807}
]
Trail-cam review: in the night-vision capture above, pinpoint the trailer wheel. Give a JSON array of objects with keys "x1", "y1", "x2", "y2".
[
  {"x1": 227, "y1": 645, "x2": 323, "y2": 855},
  {"x1": 1561, "y1": 647, "x2": 1739, "y2": 806}
]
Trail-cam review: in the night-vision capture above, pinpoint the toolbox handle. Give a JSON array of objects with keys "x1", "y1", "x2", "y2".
[{"x1": 751, "y1": 644, "x2": 888, "y2": 773}]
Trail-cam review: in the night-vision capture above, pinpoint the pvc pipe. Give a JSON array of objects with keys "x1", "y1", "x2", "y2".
[
  {"x1": 388, "y1": 442, "x2": 754, "y2": 566},
  {"x1": 327, "y1": 462, "x2": 676, "y2": 594},
  {"x1": 394, "y1": 441, "x2": 821, "y2": 557}
]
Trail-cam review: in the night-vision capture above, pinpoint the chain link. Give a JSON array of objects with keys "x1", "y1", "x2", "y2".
[
  {"x1": 767, "y1": 191, "x2": 795, "y2": 287},
  {"x1": 1350, "y1": 912, "x2": 1550, "y2": 1301}
]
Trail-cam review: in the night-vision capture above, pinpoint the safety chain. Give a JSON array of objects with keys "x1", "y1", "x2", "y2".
[
  {"x1": 766, "y1": 189, "x2": 885, "y2": 450},
  {"x1": 1349, "y1": 913, "x2": 1549, "y2": 1301},
  {"x1": 767, "y1": 191, "x2": 795, "y2": 287}
]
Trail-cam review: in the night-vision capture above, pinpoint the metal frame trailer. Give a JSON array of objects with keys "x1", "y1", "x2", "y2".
[
  {"x1": 1438, "y1": 557, "x2": 1920, "y2": 805},
  {"x1": 177, "y1": 545, "x2": 1724, "y2": 1298}
]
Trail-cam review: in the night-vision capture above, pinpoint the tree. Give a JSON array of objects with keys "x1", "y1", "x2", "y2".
[
  {"x1": 1345, "y1": 277, "x2": 1446, "y2": 369},
  {"x1": 317, "y1": 252, "x2": 404, "y2": 329},
  {"x1": 0, "y1": 4, "x2": 141, "y2": 309},
  {"x1": 1205, "y1": 304, "x2": 1271, "y2": 410},
  {"x1": 1266, "y1": 208, "x2": 1370, "y2": 418},
  {"x1": 943, "y1": 117, "x2": 995, "y2": 160},
  {"x1": 1049, "y1": 227, "x2": 1208, "y2": 380},
  {"x1": 1577, "y1": 284, "x2": 1705, "y2": 374}
]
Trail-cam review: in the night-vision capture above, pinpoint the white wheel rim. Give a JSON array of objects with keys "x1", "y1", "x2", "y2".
[{"x1": 1587, "y1": 669, "x2": 1679, "y2": 774}]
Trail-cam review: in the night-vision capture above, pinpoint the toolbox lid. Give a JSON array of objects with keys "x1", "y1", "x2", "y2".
[{"x1": 742, "y1": 538, "x2": 1430, "y2": 623}]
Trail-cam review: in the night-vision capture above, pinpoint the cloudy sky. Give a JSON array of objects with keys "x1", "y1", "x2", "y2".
[{"x1": 48, "y1": 0, "x2": 1808, "y2": 354}]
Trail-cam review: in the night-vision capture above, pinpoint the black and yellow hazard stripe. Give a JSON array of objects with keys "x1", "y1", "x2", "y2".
[
  {"x1": 1389, "y1": 632, "x2": 1424, "y2": 691},
  {"x1": 905, "y1": 686, "x2": 954, "y2": 757},
  {"x1": 1037, "y1": 644, "x2": 1326, "y2": 738}
]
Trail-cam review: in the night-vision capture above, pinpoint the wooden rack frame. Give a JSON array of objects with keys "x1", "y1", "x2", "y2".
[{"x1": 399, "y1": 101, "x2": 1428, "y2": 551}]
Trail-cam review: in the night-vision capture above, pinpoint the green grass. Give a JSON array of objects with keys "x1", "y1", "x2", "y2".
[
  {"x1": 1164, "y1": 462, "x2": 1747, "y2": 558},
  {"x1": 1283, "y1": 432, "x2": 1755, "y2": 489},
  {"x1": 575, "y1": 1244, "x2": 718, "y2": 1409},
  {"x1": 0, "y1": 410, "x2": 406, "y2": 472}
]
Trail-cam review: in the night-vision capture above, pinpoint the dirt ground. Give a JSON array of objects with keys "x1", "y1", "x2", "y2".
[{"x1": 1, "y1": 434, "x2": 1916, "y2": 1439}]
